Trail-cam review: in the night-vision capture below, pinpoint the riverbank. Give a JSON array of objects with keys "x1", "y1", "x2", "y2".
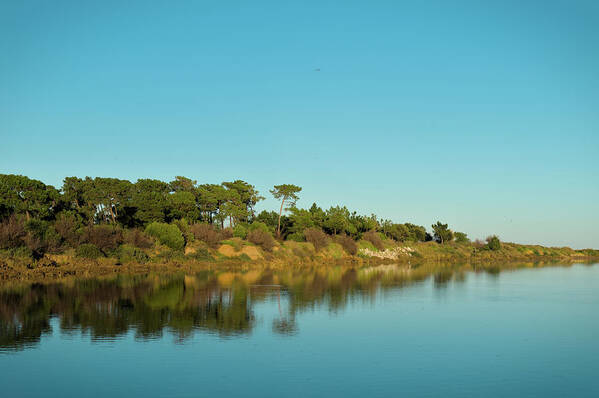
[{"x1": 1, "y1": 239, "x2": 597, "y2": 282}]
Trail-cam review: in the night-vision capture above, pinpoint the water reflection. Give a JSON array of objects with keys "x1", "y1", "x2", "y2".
[{"x1": 0, "y1": 261, "x2": 586, "y2": 351}]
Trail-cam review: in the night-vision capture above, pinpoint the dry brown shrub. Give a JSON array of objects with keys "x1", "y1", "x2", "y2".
[
  {"x1": 221, "y1": 227, "x2": 234, "y2": 239},
  {"x1": 83, "y1": 225, "x2": 123, "y2": 252},
  {"x1": 0, "y1": 215, "x2": 26, "y2": 249},
  {"x1": 303, "y1": 228, "x2": 329, "y2": 252},
  {"x1": 334, "y1": 234, "x2": 358, "y2": 255},
  {"x1": 247, "y1": 229, "x2": 276, "y2": 252},
  {"x1": 363, "y1": 230, "x2": 384, "y2": 250},
  {"x1": 190, "y1": 223, "x2": 222, "y2": 248},
  {"x1": 123, "y1": 228, "x2": 154, "y2": 249}
]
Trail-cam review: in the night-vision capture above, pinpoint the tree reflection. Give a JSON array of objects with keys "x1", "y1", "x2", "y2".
[{"x1": 0, "y1": 261, "x2": 575, "y2": 351}]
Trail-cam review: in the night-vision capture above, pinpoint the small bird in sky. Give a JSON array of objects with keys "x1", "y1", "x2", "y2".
[{"x1": 314, "y1": 68, "x2": 320, "y2": 72}]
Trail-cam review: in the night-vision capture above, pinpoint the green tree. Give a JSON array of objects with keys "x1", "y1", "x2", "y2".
[
  {"x1": 431, "y1": 221, "x2": 453, "y2": 244},
  {"x1": 270, "y1": 184, "x2": 302, "y2": 237},
  {"x1": 454, "y1": 232, "x2": 470, "y2": 244},
  {"x1": 0, "y1": 174, "x2": 59, "y2": 220}
]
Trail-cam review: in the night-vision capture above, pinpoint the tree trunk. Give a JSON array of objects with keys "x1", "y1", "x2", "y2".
[{"x1": 277, "y1": 198, "x2": 285, "y2": 238}]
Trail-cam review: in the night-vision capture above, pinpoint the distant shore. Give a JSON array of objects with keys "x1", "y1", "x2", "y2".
[{"x1": 2, "y1": 239, "x2": 597, "y2": 283}]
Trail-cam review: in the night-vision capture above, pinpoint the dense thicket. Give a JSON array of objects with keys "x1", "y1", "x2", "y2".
[{"x1": 0, "y1": 174, "x2": 483, "y2": 258}]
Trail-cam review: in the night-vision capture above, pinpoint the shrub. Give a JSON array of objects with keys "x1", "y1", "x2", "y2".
[
  {"x1": 248, "y1": 221, "x2": 271, "y2": 234},
  {"x1": 173, "y1": 219, "x2": 193, "y2": 244},
  {"x1": 233, "y1": 224, "x2": 248, "y2": 239},
  {"x1": 83, "y1": 225, "x2": 123, "y2": 252},
  {"x1": 190, "y1": 223, "x2": 222, "y2": 248},
  {"x1": 486, "y1": 235, "x2": 501, "y2": 251},
  {"x1": 145, "y1": 222, "x2": 185, "y2": 250},
  {"x1": 247, "y1": 229, "x2": 276, "y2": 252},
  {"x1": 454, "y1": 232, "x2": 470, "y2": 244},
  {"x1": 0, "y1": 215, "x2": 26, "y2": 249},
  {"x1": 303, "y1": 228, "x2": 329, "y2": 252},
  {"x1": 334, "y1": 234, "x2": 358, "y2": 255},
  {"x1": 286, "y1": 232, "x2": 305, "y2": 242},
  {"x1": 221, "y1": 227, "x2": 233, "y2": 239},
  {"x1": 23, "y1": 219, "x2": 61, "y2": 257},
  {"x1": 10, "y1": 246, "x2": 33, "y2": 259},
  {"x1": 363, "y1": 230, "x2": 384, "y2": 250},
  {"x1": 189, "y1": 248, "x2": 214, "y2": 261},
  {"x1": 76, "y1": 243, "x2": 103, "y2": 259},
  {"x1": 123, "y1": 228, "x2": 154, "y2": 249},
  {"x1": 54, "y1": 211, "x2": 82, "y2": 247},
  {"x1": 117, "y1": 244, "x2": 149, "y2": 263}
]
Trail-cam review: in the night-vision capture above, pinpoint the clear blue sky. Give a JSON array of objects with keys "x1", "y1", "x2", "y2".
[{"x1": 1, "y1": 0, "x2": 598, "y2": 248}]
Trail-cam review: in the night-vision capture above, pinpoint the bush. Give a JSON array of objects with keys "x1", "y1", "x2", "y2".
[
  {"x1": 123, "y1": 228, "x2": 154, "y2": 249},
  {"x1": 233, "y1": 224, "x2": 248, "y2": 239},
  {"x1": 334, "y1": 234, "x2": 358, "y2": 255},
  {"x1": 145, "y1": 222, "x2": 185, "y2": 250},
  {"x1": 303, "y1": 228, "x2": 329, "y2": 252},
  {"x1": 117, "y1": 244, "x2": 149, "y2": 263},
  {"x1": 190, "y1": 223, "x2": 222, "y2": 248},
  {"x1": 247, "y1": 229, "x2": 276, "y2": 252},
  {"x1": 363, "y1": 230, "x2": 384, "y2": 250},
  {"x1": 248, "y1": 221, "x2": 272, "y2": 234},
  {"x1": 0, "y1": 215, "x2": 26, "y2": 249},
  {"x1": 23, "y1": 219, "x2": 61, "y2": 257},
  {"x1": 486, "y1": 235, "x2": 501, "y2": 251},
  {"x1": 173, "y1": 218, "x2": 193, "y2": 245},
  {"x1": 54, "y1": 211, "x2": 82, "y2": 247},
  {"x1": 76, "y1": 243, "x2": 104, "y2": 259},
  {"x1": 454, "y1": 232, "x2": 470, "y2": 244},
  {"x1": 83, "y1": 225, "x2": 123, "y2": 253},
  {"x1": 286, "y1": 232, "x2": 305, "y2": 242},
  {"x1": 221, "y1": 227, "x2": 233, "y2": 239}
]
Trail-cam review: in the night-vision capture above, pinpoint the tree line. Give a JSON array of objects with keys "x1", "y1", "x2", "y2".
[{"x1": 0, "y1": 173, "x2": 490, "y2": 259}]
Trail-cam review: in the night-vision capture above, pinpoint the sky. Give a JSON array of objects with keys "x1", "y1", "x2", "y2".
[{"x1": 1, "y1": 0, "x2": 598, "y2": 248}]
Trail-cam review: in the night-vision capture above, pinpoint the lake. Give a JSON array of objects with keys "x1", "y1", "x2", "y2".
[{"x1": 1, "y1": 262, "x2": 598, "y2": 397}]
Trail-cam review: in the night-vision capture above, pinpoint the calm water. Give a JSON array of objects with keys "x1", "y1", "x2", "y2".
[{"x1": 1, "y1": 262, "x2": 598, "y2": 397}]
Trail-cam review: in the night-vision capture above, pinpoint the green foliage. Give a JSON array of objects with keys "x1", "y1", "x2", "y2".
[
  {"x1": 286, "y1": 232, "x2": 305, "y2": 242},
  {"x1": 432, "y1": 221, "x2": 453, "y2": 244},
  {"x1": 0, "y1": 174, "x2": 59, "y2": 220},
  {"x1": 270, "y1": 184, "x2": 302, "y2": 236},
  {"x1": 486, "y1": 235, "x2": 501, "y2": 251},
  {"x1": 76, "y1": 243, "x2": 104, "y2": 259},
  {"x1": 454, "y1": 232, "x2": 470, "y2": 244},
  {"x1": 145, "y1": 222, "x2": 185, "y2": 251},
  {"x1": 117, "y1": 244, "x2": 149, "y2": 263},
  {"x1": 233, "y1": 224, "x2": 248, "y2": 239}
]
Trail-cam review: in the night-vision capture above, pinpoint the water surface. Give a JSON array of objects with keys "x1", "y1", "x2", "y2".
[{"x1": 1, "y1": 262, "x2": 598, "y2": 397}]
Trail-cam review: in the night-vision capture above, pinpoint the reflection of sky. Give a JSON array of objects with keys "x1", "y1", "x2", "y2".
[
  {"x1": 1, "y1": 1, "x2": 598, "y2": 248},
  {"x1": 1, "y1": 264, "x2": 598, "y2": 397}
]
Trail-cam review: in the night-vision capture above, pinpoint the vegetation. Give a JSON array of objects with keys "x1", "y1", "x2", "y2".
[{"x1": 0, "y1": 173, "x2": 597, "y2": 273}]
